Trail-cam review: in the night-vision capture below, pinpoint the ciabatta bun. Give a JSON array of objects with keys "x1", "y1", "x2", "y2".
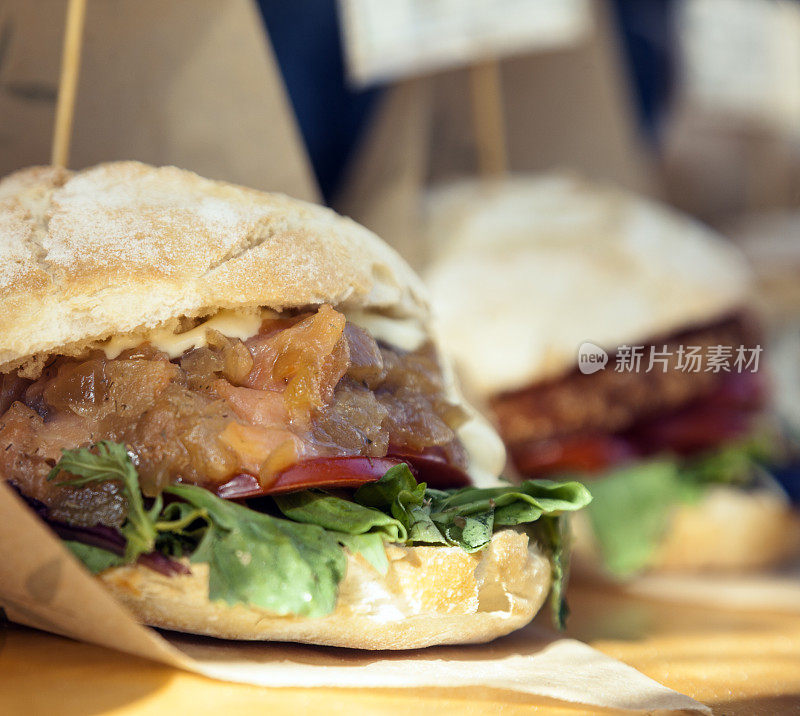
[
  {"x1": 0, "y1": 163, "x2": 530, "y2": 649},
  {"x1": 0, "y1": 161, "x2": 428, "y2": 374},
  {"x1": 99, "y1": 529, "x2": 551, "y2": 648}
]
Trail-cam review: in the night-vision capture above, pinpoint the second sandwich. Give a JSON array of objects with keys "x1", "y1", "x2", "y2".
[{"x1": 427, "y1": 175, "x2": 798, "y2": 578}]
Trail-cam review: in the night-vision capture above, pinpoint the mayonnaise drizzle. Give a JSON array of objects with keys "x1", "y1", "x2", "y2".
[{"x1": 101, "y1": 309, "x2": 266, "y2": 359}]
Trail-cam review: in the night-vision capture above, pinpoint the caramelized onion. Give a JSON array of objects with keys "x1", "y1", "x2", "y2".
[
  {"x1": 344, "y1": 324, "x2": 385, "y2": 388},
  {"x1": 311, "y1": 379, "x2": 389, "y2": 456},
  {"x1": 207, "y1": 329, "x2": 254, "y2": 384},
  {"x1": 1, "y1": 305, "x2": 470, "y2": 510}
]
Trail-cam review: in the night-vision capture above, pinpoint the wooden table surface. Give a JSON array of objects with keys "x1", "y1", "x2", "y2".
[{"x1": 1, "y1": 582, "x2": 799, "y2": 715}]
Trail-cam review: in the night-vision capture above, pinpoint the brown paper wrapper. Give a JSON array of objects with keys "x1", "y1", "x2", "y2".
[
  {"x1": 0, "y1": 483, "x2": 708, "y2": 713},
  {"x1": 0, "y1": 0, "x2": 318, "y2": 201}
]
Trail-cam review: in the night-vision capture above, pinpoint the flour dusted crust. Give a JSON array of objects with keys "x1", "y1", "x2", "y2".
[
  {"x1": 99, "y1": 529, "x2": 551, "y2": 648},
  {"x1": 0, "y1": 162, "x2": 428, "y2": 374},
  {"x1": 424, "y1": 175, "x2": 752, "y2": 397}
]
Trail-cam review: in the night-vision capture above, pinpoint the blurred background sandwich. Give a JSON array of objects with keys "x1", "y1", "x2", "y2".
[{"x1": 426, "y1": 175, "x2": 800, "y2": 578}]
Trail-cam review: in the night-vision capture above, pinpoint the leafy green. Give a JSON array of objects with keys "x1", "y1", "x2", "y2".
[
  {"x1": 273, "y1": 490, "x2": 406, "y2": 573},
  {"x1": 586, "y1": 461, "x2": 680, "y2": 576},
  {"x1": 429, "y1": 479, "x2": 592, "y2": 551},
  {"x1": 64, "y1": 541, "x2": 126, "y2": 574},
  {"x1": 165, "y1": 484, "x2": 346, "y2": 618},
  {"x1": 533, "y1": 517, "x2": 570, "y2": 629},
  {"x1": 355, "y1": 464, "x2": 447, "y2": 544},
  {"x1": 331, "y1": 531, "x2": 390, "y2": 573},
  {"x1": 353, "y1": 466, "x2": 591, "y2": 553},
  {"x1": 274, "y1": 490, "x2": 406, "y2": 541},
  {"x1": 679, "y1": 433, "x2": 777, "y2": 496},
  {"x1": 585, "y1": 436, "x2": 782, "y2": 577},
  {"x1": 49, "y1": 442, "x2": 592, "y2": 627},
  {"x1": 48, "y1": 441, "x2": 160, "y2": 561}
]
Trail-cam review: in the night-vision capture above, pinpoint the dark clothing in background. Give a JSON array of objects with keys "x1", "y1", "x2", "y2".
[
  {"x1": 258, "y1": 0, "x2": 380, "y2": 202},
  {"x1": 611, "y1": 0, "x2": 675, "y2": 141},
  {"x1": 258, "y1": 0, "x2": 675, "y2": 201}
]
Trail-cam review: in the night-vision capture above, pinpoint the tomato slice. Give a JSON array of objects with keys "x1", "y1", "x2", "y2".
[
  {"x1": 214, "y1": 453, "x2": 472, "y2": 499},
  {"x1": 386, "y1": 452, "x2": 471, "y2": 489},
  {"x1": 215, "y1": 457, "x2": 400, "y2": 499},
  {"x1": 510, "y1": 434, "x2": 636, "y2": 476}
]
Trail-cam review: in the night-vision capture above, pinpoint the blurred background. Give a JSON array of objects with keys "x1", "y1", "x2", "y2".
[
  {"x1": 260, "y1": 0, "x2": 800, "y2": 216},
  {"x1": 1, "y1": 0, "x2": 799, "y2": 484},
  {"x1": 257, "y1": 1, "x2": 800, "y2": 322},
  {"x1": 3, "y1": 1, "x2": 799, "y2": 236}
]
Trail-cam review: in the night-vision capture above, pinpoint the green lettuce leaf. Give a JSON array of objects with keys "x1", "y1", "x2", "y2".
[
  {"x1": 165, "y1": 484, "x2": 346, "y2": 618},
  {"x1": 274, "y1": 490, "x2": 406, "y2": 541},
  {"x1": 586, "y1": 461, "x2": 680, "y2": 576},
  {"x1": 48, "y1": 441, "x2": 160, "y2": 561},
  {"x1": 531, "y1": 517, "x2": 570, "y2": 628},
  {"x1": 586, "y1": 436, "x2": 782, "y2": 577},
  {"x1": 64, "y1": 541, "x2": 127, "y2": 574},
  {"x1": 429, "y1": 478, "x2": 592, "y2": 550},
  {"x1": 50, "y1": 446, "x2": 347, "y2": 617},
  {"x1": 49, "y1": 442, "x2": 592, "y2": 627},
  {"x1": 273, "y1": 490, "x2": 407, "y2": 573},
  {"x1": 679, "y1": 433, "x2": 777, "y2": 495},
  {"x1": 355, "y1": 464, "x2": 447, "y2": 544},
  {"x1": 331, "y1": 531, "x2": 390, "y2": 573}
]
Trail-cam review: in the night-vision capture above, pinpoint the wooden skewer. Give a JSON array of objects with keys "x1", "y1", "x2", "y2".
[
  {"x1": 51, "y1": 0, "x2": 88, "y2": 168},
  {"x1": 468, "y1": 59, "x2": 508, "y2": 177}
]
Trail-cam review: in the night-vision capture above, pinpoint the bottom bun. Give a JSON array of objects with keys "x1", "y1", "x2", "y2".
[
  {"x1": 653, "y1": 485, "x2": 799, "y2": 572},
  {"x1": 573, "y1": 485, "x2": 799, "y2": 576},
  {"x1": 99, "y1": 528, "x2": 551, "y2": 649}
]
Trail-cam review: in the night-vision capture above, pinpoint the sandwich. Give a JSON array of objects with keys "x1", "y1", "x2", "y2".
[
  {"x1": 0, "y1": 162, "x2": 590, "y2": 648},
  {"x1": 426, "y1": 175, "x2": 798, "y2": 578}
]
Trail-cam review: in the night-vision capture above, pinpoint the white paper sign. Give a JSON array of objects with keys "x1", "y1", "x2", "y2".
[
  {"x1": 338, "y1": 0, "x2": 591, "y2": 86},
  {"x1": 678, "y1": 0, "x2": 800, "y2": 136}
]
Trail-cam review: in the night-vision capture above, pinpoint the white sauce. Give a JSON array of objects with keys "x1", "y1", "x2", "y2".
[
  {"x1": 455, "y1": 409, "x2": 506, "y2": 487},
  {"x1": 346, "y1": 311, "x2": 427, "y2": 352},
  {"x1": 101, "y1": 309, "x2": 266, "y2": 359}
]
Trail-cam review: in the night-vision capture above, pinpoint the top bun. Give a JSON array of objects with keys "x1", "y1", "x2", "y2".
[
  {"x1": 425, "y1": 175, "x2": 752, "y2": 397},
  {"x1": 0, "y1": 162, "x2": 428, "y2": 373}
]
